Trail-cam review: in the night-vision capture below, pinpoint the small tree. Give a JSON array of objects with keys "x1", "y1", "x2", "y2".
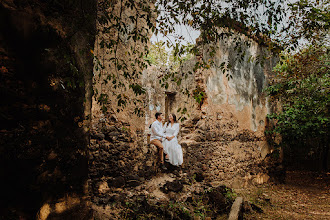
[
  {"x1": 266, "y1": 46, "x2": 329, "y2": 170},
  {"x1": 145, "y1": 41, "x2": 169, "y2": 67},
  {"x1": 145, "y1": 41, "x2": 194, "y2": 69}
]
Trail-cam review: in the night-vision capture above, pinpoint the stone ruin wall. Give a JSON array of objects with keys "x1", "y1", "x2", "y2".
[
  {"x1": 91, "y1": 0, "x2": 152, "y2": 132},
  {"x1": 143, "y1": 31, "x2": 278, "y2": 187},
  {"x1": 143, "y1": 31, "x2": 278, "y2": 135},
  {"x1": 142, "y1": 60, "x2": 199, "y2": 136},
  {"x1": 90, "y1": 1, "x2": 278, "y2": 206},
  {"x1": 89, "y1": 0, "x2": 159, "y2": 206}
]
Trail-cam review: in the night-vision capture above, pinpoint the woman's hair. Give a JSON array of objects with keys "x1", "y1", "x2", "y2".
[{"x1": 167, "y1": 113, "x2": 177, "y2": 126}]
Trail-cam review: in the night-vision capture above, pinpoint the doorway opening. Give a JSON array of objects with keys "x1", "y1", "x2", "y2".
[{"x1": 165, "y1": 91, "x2": 176, "y2": 122}]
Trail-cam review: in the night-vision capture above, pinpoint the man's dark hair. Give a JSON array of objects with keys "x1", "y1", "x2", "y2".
[{"x1": 155, "y1": 112, "x2": 162, "y2": 119}]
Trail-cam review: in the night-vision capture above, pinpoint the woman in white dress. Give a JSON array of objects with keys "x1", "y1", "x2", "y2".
[{"x1": 163, "y1": 113, "x2": 183, "y2": 166}]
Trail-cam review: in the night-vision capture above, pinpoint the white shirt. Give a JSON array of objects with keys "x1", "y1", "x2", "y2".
[{"x1": 150, "y1": 120, "x2": 166, "y2": 141}]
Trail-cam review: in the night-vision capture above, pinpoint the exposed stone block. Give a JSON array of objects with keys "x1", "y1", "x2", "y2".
[{"x1": 228, "y1": 197, "x2": 243, "y2": 220}]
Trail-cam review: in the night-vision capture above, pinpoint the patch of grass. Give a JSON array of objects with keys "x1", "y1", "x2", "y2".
[
  {"x1": 224, "y1": 187, "x2": 237, "y2": 202},
  {"x1": 167, "y1": 201, "x2": 192, "y2": 219},
  {"x1": 191, "y1": 196, "x2": 212, "y2": 219}
]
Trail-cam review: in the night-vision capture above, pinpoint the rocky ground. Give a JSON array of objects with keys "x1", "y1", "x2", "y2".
[
  {"x1": 91, "y1": 168, "x2": 330, "y2": 219},
  {"x1": 91, "y1": 166, "x2": 235, "y2": 219}
]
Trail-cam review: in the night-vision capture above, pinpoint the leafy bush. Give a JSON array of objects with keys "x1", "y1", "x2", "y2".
[{"x1": 266, "y1": 46, "x2": 329, "y2": 169}]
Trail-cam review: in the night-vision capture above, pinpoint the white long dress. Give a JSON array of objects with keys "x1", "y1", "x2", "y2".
[{"x1": 163, "y1": 122, "x2": 183, "y2": 166}]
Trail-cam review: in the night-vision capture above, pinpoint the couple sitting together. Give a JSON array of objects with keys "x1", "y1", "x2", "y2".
[{"x1": 150, "y1": 112, "x2": 183, "y2": 170}]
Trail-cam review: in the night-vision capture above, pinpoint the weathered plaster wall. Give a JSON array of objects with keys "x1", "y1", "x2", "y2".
[{"x1": 204, "y1": 33, "x2": 278, "y2": 134}]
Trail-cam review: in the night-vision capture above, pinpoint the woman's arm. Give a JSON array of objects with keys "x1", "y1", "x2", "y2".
[
  {"x1": 173, "y1": 123, "x2": 180, "y2": 137},
  {"x1": 168, "y1": 123, "x2": 179, "y2": 140}
]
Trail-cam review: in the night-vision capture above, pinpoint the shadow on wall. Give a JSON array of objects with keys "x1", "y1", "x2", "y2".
[{"x1": 0, "y1": 3, "x2": 91, "y2": 219}]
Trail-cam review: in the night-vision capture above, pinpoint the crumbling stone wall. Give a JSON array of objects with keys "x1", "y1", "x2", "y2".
[
  {"x1": 142, "y1": 62, "x2": 199, "y2": 132},
  {"x1": 90, "y1": 8, "x2": 278, "y2": 217},
  {"x1": 180, "y1": 113, "x2": 267, "y2": 188},
  {"x1": 142, "y1": 29, "x2": 278, "y2": 187},
  {"x1": 89, "y1": 0, "x2": 159, "y2": 209},
  {"x1": 88, "y1": 115, "x2": 161, "y2": 206}
]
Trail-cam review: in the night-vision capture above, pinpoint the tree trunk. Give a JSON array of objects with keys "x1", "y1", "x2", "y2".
[{"x1": 322, "y1": 137, "x2": 329, "y2": 171}]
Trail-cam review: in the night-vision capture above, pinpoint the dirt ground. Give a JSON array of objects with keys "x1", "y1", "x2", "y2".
[{"x1": 239, "y1": 171, "x2": 330, "y2": 220}]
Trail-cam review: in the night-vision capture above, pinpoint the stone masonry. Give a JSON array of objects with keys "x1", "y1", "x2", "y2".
[{"x1": 90, "y1": 4, "x2": 278, "y2": 213}]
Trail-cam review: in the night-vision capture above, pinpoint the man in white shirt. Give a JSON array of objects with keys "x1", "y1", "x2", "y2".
[{"x1": 150, "y1": 112, "x2": 169, "y2": 170}]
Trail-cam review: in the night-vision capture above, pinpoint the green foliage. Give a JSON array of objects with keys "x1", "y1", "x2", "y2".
[
  {"x1": 287, "y1": 0, "x2": 330, "y2": 47},
  {"x1": 167, "y1": 201, "x2": 192, "y2": 219},
  {"x1": 145, "y1": 41, "x2": 194, "y2": 70},
  {"x1": 169, "y1": 43, "x2": 195, "y2": 70},
  {"x1": 267, "y1": 74, "x2": 329, "y2": 137},
  {"x1": 95, "y1": 0, "x2": 330, "y2": 116},
  {"x1": 145, "y1": 41, "x2": 169, "y2": 67},
  {"x1": 266, "y1": 46, "x2": 329, "y2": 166},
  {"x1": 155, "y1": 0, "x2": 286, "y2": 50},
  {"x1": 192, "y1": 86, "x2": 206, "y2": 104},
  {"x1": 223, "y1": 187, "x2": 237, "y2": 202}
]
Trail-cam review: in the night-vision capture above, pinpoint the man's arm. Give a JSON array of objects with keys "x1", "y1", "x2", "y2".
[{"x1": 151, "y1": 122, "x2": 165, "y2": 138}]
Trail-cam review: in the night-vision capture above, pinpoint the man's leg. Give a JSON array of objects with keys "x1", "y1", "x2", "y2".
[{"x1": 150, "y1": 139, "x2": 164, "y2": 164}]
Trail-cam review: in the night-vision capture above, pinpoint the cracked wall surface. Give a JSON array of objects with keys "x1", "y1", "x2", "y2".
[{"x1": 204, "y1": 33, "x2": 277, "y2": 133}]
